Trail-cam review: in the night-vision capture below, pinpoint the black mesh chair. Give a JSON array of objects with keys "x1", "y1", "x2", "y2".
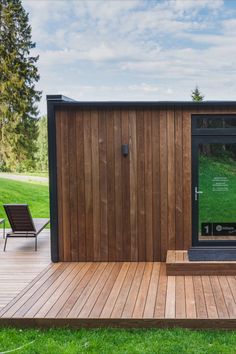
[{"x1": 3, "y1": 204, "x2": 50, "y2": 251}]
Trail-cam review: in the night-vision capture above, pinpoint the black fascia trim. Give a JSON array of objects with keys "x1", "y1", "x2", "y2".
[
  {"x1": 47, "y1": 100, "x2": 59, "y2": 262},
  {"x1": 46, "y1": 95, "x2": 76, "y2": 102},
  {"x1": 48, "y1": 100, "x2": 236, "y2": 110}
]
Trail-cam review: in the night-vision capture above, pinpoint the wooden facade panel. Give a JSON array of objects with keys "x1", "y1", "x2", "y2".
[
  {"x1": 159, "y1": 110, "x2": 168, "y2": 261},
  {"x1": 182, "y1": 109, "x2": 192, "y2": 250},
  {"x1": 107, "y1": 110, "x2": 116, "y2": 261},
  {"x1": 114, "y1": 110, "x2": 123, "y2": 261},
  {"x1": 151, "y1": 110, "x2": 161, "y2": 261},
  {"x1": 91, "y1": 110, "x2": 100, "y2": 261},
  {"x1": 98, "y1": 110, "x2": 108, "y2": 261},
  {"x1": 56, "y1": 111, "x2": 64, "y2": 261},
  {"x1": 68, "y1": 111, "x2": 78, "y2": 261},
  {"x1": 144, "y1": 110, "x2": 153, "y2": 260},
  {"x1": 136, "y1": 110, "x2": 146, "y2": 261},
  {"x1": 121, "y1": 111, "x2": 131, "y2": 261},
  {"x1": 56, "y1": 106, "x2": 186, "y2": 261},
  {"x1": 76, "y1": 110, "x2": 86, "y2": 261},
  {"x1": 55, "y1": 105, "x2": 236, "y2": 262},
  {"x1": 167, "y1": 109, "x2": 175, "y2": 250},
  {"x1": 129, "y1": 110, "x2": 138, "y2": 261},
  {"x1": 60, "y1": 111, "x2": 70, "y2": 261},
  {"x1": 175, "y1": 109, "x2": 183, "y2": 250},
  {"x1": 83, "y1": 110, "x2": 93, "y2": 261}
]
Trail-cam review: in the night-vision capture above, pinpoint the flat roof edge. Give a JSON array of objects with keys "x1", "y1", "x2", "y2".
[
  {"x1": 46, "y1": 95, "x2": 236, "y2": 107},
  {"x1": 46, "y1": 95, "x2": 76, "y2": 102},
  {"x1": 49, "y1": 101, "x2": 236, "y2": 108}
]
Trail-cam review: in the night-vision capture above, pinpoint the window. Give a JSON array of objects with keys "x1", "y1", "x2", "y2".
[{"x1": 192, "y1": 115, "x2": 236, "y2": 135}]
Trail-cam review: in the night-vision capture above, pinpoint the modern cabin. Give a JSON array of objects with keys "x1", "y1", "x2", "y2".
[{"x1": 47, "y1": 95, "x2": 236, "y2": 264}]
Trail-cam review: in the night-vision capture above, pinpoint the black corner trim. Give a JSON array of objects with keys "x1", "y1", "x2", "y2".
[{"x1": 47, "y1": 100, "x2": 59, "y2": 262}]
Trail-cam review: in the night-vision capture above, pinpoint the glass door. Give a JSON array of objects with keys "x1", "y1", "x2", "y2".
[{"x1": 192, "y1": 136, "x2": 236, "y2": 246}]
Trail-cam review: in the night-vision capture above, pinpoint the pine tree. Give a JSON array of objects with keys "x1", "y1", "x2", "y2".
[
  {"x1": 191, "y1": 86, "x2": 204, "y2": 102},
  {"x1": 0, "y1": 0, "x2": 41, "y2": 171}
]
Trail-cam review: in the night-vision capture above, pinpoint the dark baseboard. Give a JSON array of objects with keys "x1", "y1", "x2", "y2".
[{"x1": 188, "y1": 247, "x2": 236, "y2": 261}]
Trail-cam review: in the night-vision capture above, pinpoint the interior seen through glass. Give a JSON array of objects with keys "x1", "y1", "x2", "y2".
[{"x1": 197, "y1": 117, "x2": 236, "y2": 129}]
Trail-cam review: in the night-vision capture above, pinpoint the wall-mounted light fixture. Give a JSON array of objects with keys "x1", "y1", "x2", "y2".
[{"x1": 121, "y1": 144, "x2": 129, "y2": 156}]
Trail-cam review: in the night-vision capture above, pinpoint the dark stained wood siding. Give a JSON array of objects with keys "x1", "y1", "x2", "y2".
[{"x1": 55, "y1": 106, "x2": 236, "y2": 261}]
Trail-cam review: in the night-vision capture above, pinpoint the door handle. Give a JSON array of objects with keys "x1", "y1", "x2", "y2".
[{"x1": 195, "y1": 187, "x2": 203, "y2": 201}]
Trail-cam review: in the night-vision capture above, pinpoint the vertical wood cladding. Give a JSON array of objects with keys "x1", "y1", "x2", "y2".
[{"x1": 55, "y1": 106, "x2": 233, "y2": 261}]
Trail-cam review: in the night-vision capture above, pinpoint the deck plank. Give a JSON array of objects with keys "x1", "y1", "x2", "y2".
[
  {"x1": 154, "y1": 264, "x2": 167, "y2": 318},
  {"x1": 25, "y1": 263, "x2": 77, "y2": 318},
  {"x1": 111, "y1": 263, "x2": 137, "y2": 318},
  {"x1": 67, "y1": 263, "x2": 107, "y2": 318},
  {"x1": 2, "y1": 263, "x2": 60, "y2": 318},
  {"x1": 193, "y1": 276, "x2": 207, "y2": 318},
  {"x1": 78, "y1": 263, "x2": 115, "y2": 318},
  {"x1": 165, "y1": 276, "x2": 176, "y2": 318},
  {"x1": 175, "y1": 276, "x2": 186, "y2": 318},
  {"x1": 143, "y1": 263, "x2": 160, "y2": 318},
  {"x1": 133, "y1": 263, "x2": 153, "y2": 318},
  {"x1": 227, "y1": 276, "x2": 236, "y2": 304},
  {"x1": 47, "y1": 263, "x2": 91, "y2": 318},
  {"x1": 34, "y1": 263, "x2": 84, "y2": 318},
  {"x1": 211, "y1": 276, "x2": 229, "y2": 319},
  {"x1": 218, "y1": 276, "x2": 236, "y2": 319},
  {"x1": 100, "y1": 263, "x2": 130, "y2": 318},
  {"x1": 0, "y1": 258, "x2": 235, "y2": 328},
  {"x1": 57, "y1": 263, "x2": 99, "y2": 318},
  {"x1": 122, "y1": 262, "x2": 145, "y2": 318},
  {"x1": 0, "y1": 231, "x2": 51, "y2": 312},
  {"x1": 202, "y1": 276, "x2": 218, "y2": 319},
  {"x1": 12, "y1": 263, "x2": 68, "y2": 318},
  {"x1": 90, "y1": 263, "x2": 123, "y2": 318}
]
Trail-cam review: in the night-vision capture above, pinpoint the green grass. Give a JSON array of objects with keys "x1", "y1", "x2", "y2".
[
  {"x1": 13, "y1": 171, "x2": 48, "y2": 178},
  {"x1": 0, "y1": 328, "x2": 235, "y2": 354},
  {"x1": 0, "y1": 178, "x2": 49, "y2": 228},
  {"x1": 199, "y1": 155, "x2": 236, "y2": 224}
]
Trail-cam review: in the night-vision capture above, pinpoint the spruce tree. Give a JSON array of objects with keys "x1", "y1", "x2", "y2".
[
  {"x1": 0, "y1": 0, "x2": 41, "y2": 171},
  {"x1": 191, "y1": 86, "x2": 204, "y2": 102}
]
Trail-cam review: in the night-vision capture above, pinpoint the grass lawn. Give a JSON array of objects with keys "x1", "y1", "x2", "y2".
[
  {"x1": 14, "y1": 171, "x2": 48, "y2": 178},
  {"x1": 0, "y1": 328, "x2": 236, "y2": 354},
  {"x1": 0, "y1": 178, "x2": 49, "y2": 228}
]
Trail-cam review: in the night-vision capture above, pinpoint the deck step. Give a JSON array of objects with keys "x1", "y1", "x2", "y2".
[{"x1": 166, "y1": 250, "x2": 236, "y2": 275}]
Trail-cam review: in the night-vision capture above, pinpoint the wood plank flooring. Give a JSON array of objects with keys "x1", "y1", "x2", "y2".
[
  {"x1": 1, "y1": 261, "x2": 235, "y2": 329},
  {"x1": 166, "y1": 250, "x2": 236, "y2": 275},
  {"x1": 0, "y1": 230, "x2": 51, "y2": 311}
]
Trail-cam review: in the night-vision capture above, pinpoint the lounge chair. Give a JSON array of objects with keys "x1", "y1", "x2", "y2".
[{"x1": 3, "y1": 204, "x2": 50, "y2": 251}]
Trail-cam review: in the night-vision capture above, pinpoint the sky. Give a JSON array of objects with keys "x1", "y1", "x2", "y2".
[{"x1": 22, "y1": 0, "x2": 236, "y2": 115}]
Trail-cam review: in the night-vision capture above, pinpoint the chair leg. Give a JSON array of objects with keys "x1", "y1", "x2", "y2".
[
  {"x1": 35, "y1": 236, "x2": 37, "y2": 251},
  {"x1": 3, "y1": 235, "x2": 8, "y2": 252},
  {"x1": 3, "y1": 220, "x2": 5, "y2": 239}
]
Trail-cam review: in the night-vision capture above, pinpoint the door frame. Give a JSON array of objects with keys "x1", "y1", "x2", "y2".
[{"x1": 192, "y1": 118, "x2": 236, "y2": 247}]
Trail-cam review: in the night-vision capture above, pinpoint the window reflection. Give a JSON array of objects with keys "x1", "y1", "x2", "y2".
[{"x1": 199, "y1": 143, "x2": 236, "y2": 241}]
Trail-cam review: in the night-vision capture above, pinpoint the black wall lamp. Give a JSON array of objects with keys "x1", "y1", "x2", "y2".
[{"x1": 121, "y1": 144, "x2": 129, "y2": 156}]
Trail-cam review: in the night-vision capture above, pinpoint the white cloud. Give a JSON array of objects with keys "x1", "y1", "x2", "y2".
[{"x1": 21, "y1": 0, "x2": 236, "y2": 115}]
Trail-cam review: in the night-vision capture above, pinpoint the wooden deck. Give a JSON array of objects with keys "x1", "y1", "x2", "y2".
[
  {"x1": 0, "y1": 230, "x2": 51, "y2": 311},
  {"x1": 0, "y1": 261, "x2": 235, "y2": 329},
  {"x1": 166, "y1": 250, "x2": 236, "y2": 276}
]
